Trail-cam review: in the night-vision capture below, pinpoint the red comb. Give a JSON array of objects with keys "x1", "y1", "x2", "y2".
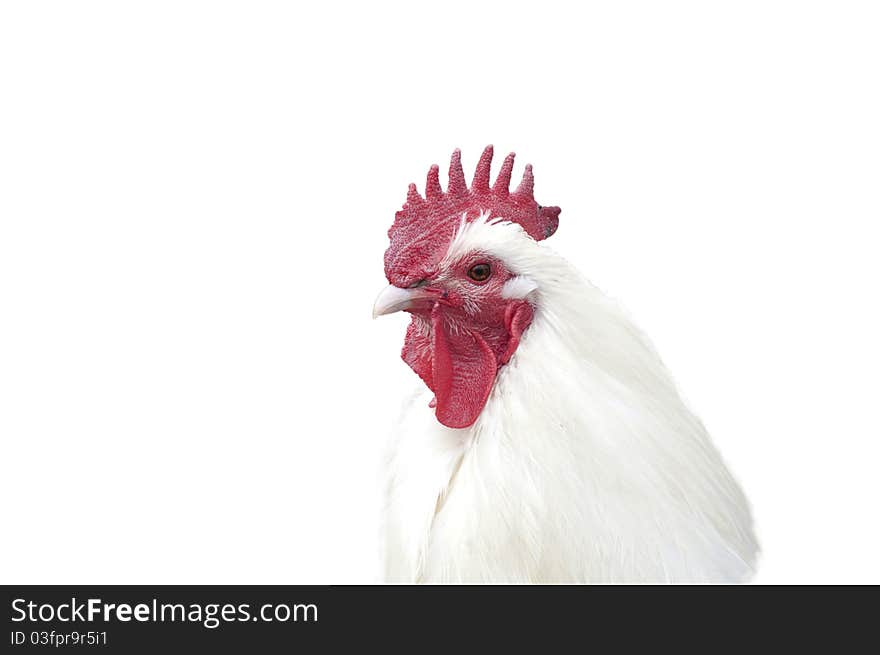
[{"x1": 384, "y1": 146, "x2": 561, "y2": 287}]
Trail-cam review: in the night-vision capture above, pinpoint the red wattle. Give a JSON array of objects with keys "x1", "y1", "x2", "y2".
[
  {"x1": 401, "y1": 299, "x2": 534, "y2": 429},
  {"x1": 401, "y1": 319, "x2": 433, "y2": 391},
  {"x1": 430, "y1": 305, "x2": 498, "y2": 429}
]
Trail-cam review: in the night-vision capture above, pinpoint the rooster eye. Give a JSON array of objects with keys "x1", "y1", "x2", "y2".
[{"x1": 467, "y1": 263, "x2": 491, "y2": 282}]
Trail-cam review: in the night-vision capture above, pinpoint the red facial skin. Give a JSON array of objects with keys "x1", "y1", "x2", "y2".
[{"x1": 400, "y1": 255, "x2": 533, "y2": 429}]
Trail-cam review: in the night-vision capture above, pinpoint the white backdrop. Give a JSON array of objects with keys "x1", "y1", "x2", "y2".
[{"x1": 1, "y1": 1, "x2": 878, "y2": 583}]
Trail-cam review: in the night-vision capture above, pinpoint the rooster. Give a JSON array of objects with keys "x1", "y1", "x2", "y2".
[{"x1": 374, "y1": 146, "x2": 758, "y2": 583}]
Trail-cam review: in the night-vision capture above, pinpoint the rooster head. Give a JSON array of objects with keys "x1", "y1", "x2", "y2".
[{"x1": 374, "y1": 146, "x2": 561, "y2": 429}]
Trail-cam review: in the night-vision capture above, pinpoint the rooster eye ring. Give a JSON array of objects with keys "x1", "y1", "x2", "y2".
[{"x1": 467, "y1": 263, "x2": 492, "y2": 282}]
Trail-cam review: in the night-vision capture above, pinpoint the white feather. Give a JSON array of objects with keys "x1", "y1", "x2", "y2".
[
  {"x1": 381, "y1": 215, "x2": 759, "y2": 582},
  {"x1": 501, "y1": 275, "x2": 539, "y2": 300}
]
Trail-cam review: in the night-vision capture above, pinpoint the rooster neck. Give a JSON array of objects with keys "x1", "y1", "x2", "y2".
[{"x1": 382, "y1": 224, "x2": 758, "y2": 582}]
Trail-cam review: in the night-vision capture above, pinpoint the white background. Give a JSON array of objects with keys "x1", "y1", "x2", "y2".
[{"x1": 1, "y1": 1, "x2": 878, "y2": 584}]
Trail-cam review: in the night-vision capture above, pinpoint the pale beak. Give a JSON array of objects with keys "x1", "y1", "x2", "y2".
[
  {"x1": 373, "y1": 284, "x2": 437, "y2": 318},
  {"x1": 373, "y1": 285, "x2": 417, "y2": 318}
]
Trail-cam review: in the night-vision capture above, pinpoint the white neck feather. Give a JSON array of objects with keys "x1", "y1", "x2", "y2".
[{"x1": 383, "y1": 217, "x2": 759, "y2": 582}]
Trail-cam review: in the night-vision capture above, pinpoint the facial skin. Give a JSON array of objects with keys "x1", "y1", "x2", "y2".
[{"x1": 375, "y1": 251, "x2": 534, "y2": 429}]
